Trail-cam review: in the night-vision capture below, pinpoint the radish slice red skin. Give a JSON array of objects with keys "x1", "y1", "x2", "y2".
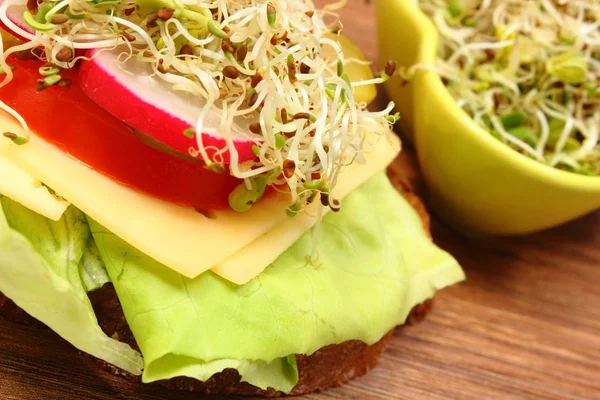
[
  {"x1": 78, "y1": 48, "x2": 258, "y2": 164},
  {"x1": 0, "y1": 55, "x2": 245, "y2": 210}
]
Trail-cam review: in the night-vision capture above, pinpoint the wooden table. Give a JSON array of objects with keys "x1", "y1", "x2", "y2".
[{"x1": 2, "y1": 2, "x2": 600, "y2": 399}]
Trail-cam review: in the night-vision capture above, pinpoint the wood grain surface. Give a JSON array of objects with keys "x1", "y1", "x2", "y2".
[{"x1": 2, "y1": 1, "x2": 600, "y2": 399}]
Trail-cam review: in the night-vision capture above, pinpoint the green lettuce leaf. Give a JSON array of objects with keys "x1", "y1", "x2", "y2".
[
  {"x1": 90, "y1": 173, "x2": 464, "y2": 392},
  {"x1": 0, "y1": 198, "x2": 143, "y2": 375}
]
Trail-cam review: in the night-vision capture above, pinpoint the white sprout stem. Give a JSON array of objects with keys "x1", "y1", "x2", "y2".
[
  {"x1": 351, "y1": 78, "x2": 385, "y2": 87},
  {"x1": 344, "y1": 57, "x2": 371, "y2": 66},
  {"x1": 447, "y1": 40, "x2": 514, "y2": 65},
  {"x1": 189, "y1": 63, "x2": 219, "y2": 165},
  {"x1": 535, "y1": 109, "x2": 550, "y2": 156},
  {"x1": 555, "y1": 116, "x2": 574, "y2": 155},
  {"x1": 571, "y1": 113, "x2": 599, "y2": 160},
  {"x1": 167, "y1": 19, "x2": 214, "y2": 46}
]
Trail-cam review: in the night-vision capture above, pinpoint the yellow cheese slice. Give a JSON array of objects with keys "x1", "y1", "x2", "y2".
[
  {"x1": 212, "y1": 135, "x2": 400, "y2": 284},
  {"x1": 0, "y1": 111, "x2": 400, "y2": 282},
  {"x1": 0, "y1": 155, "x2": 69, "y2": 221}
]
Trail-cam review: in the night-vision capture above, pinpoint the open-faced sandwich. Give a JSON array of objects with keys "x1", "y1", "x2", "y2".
[{"x1": 0, "y1": 0, "x2": 464, "y2": 395}]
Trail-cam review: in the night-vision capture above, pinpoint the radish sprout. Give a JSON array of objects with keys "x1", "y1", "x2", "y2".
[
  {"x1": 0, "y1": 0, "x2": 398, "y2": 214},
  {"x1": 411, "y1": 0, "x2": 599, "y2": 176}
]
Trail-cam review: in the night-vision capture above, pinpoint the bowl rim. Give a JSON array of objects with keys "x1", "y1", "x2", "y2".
[{"x1": 400, "y1": 0, "x2": 600, "y2": 191}]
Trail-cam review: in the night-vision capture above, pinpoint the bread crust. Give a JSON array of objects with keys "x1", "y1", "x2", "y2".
[
  {"x1": 0, "y1": 177, "x2": 433, "y2": 396},
  {"x1": 86, "y1": 283, "x2": 432, "y2": 397}
]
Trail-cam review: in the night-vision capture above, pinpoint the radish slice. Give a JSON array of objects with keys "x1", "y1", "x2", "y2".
[
  {"x1": 0, "y1": 0, "x2": 35, "y2": 41},
  {"x1": 78, "y1": 48, "x2": 259, "y2": 164}
]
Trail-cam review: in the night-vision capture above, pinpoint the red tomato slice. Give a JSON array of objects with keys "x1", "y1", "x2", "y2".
[{"x1": 0, "y1": 56, "x2": 241, "y2": 210}]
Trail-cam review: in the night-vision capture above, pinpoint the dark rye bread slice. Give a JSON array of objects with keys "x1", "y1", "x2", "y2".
[
  {"x1": 88, "y1": 288, "x2": 433, "y2": 397},
  {"x1": 0, "y1": 175, "x2": 434, "y2": 396}
]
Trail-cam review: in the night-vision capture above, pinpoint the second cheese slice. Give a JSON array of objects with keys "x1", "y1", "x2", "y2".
[{"x1": 212, "y1": 135, "x2": 400, "y2": 284}]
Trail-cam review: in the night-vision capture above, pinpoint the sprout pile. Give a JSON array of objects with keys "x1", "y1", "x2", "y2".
[
  {"x1": 410, "y1": 0, "x2": 600, "y2": 176},
  {"x1": 0, "y1": 0, "x2": 398, "y2": 215}
]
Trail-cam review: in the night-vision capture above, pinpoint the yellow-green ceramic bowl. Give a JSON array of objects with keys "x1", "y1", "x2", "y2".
[{"x1": 376, "y1": 0, "x2": 600, "y2": 236}]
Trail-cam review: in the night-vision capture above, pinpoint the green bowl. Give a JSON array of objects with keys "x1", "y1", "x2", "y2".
[{"x1": 376, "y1": 0, "x2": 600, "y2": 236}]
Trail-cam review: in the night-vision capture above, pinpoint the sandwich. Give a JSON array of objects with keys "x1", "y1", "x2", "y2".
[{"x1": 0, "y1": 0, "x2": 465, "y2": 395}]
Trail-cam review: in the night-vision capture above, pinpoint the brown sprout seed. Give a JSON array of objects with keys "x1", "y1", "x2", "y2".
[
  {"x1": 3, "y1": 132, "x2": 17, "y2": 140},
  {"x1": 55, "y1": 47, "x2": 73, "y2": 62},
  {"x1": 249, "y1": 123, "x2": 262, "y2": 134},
  {"x1": 281, "y1": 108, "x2": 289, "y2": 123},
  {"x1": 2, "y1": 132, "x2": 27, "y2": 145},
  {"x1": 493, "y1": 93, "x2": 502, "y2": 108},
  {"x1": 249, "y1": 92, "x2": 259, "y2": 106},
  {"x1": 222, "y1": 65, "x2": 240, "y2": 79},
  {"x1": 330, "y1": 199, "x2": 341, "y2": 212},
  {"x1": 293, "y1": 112, "x2": 311, "y2": 120},
  {"x1": 122, "y1": 32, "x2": 136, "y2": 42},
  {"x1": 180, "y1": 44, "x2": 193, "y2": 56},
  {"x1": 50, "y1": 14, "x2": 69, "y2": 25},
  {"x1": 236, "y1": 44, "x2": 248, "y2": 62},
  {"x1": 157, "y1": 8, "x2": 175, "y2": 21},
  {"x1": 251, "y1": 73, "x2": 263, "y2": 88},
  {"x1": 282, "y1": 159, "x2": 296, "y2": 178},
  {"x1": 384, "y1": 60, "x2": 396, "y2": 77},
  {"x1": 221, "y1": 39, "x2": 235, "y2": 54},
  {"x1": 300, "y1": 62, "x2": 310, "y2": 74},
  {"x1": 157, "y1": 60, "x2": 170, "y2": 73},
  {"x1": 146, "y1": 12, "x2": 158, "y2": 25}
]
